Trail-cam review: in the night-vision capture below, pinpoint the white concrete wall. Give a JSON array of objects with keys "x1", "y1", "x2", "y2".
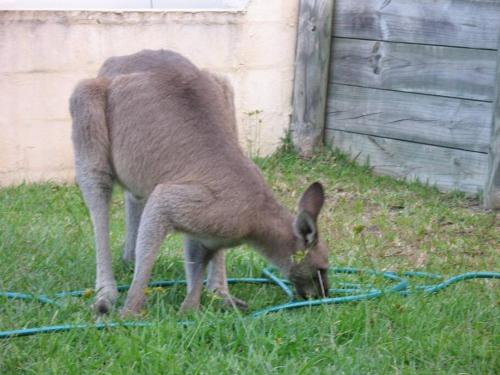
[
  {"x1": 0, "y1": 0, "x2": 299, "y2": 186},
  {"x1": 0, "y1": 0, "x2": 250, "y2": 11}
]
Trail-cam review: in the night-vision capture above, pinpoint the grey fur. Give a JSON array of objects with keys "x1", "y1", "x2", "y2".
[
  {"x1": 123, "y1": 191, "x2": 145, "y2": 264},
  {"x1": 70, "y1": 49, "x2": 329, "y2": 316}
]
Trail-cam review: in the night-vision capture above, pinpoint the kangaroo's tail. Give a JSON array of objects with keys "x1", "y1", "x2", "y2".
[{"x1": 69, "y1": 78, "x2": 113, "y2": 189}]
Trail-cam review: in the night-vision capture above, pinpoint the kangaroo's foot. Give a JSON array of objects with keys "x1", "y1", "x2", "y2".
[
  {"x1": 178, "y1": 290, "x2": 248, "y2": 313},
  {"x1": 213, "y1": 290, "x2": 248, "y2": 311},
  {"x1": 93, "y1": 285, "x2": 119, "y2": 315}
]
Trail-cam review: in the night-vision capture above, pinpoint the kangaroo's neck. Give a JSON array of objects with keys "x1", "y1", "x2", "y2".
[{"x1": 249, "y1": 197, "x2": 296, "y2": 275}]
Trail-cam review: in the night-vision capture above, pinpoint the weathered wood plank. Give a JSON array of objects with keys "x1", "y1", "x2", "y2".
[
  {"x1": 325, "y1": 130, "x2": 488, "y2": 194},
  {"x1": 326, "y1": 84, "x2": 492, "y2": 153},
  {"x1": 484, "y1": 44, "x2": 500, "y2": 209},
  {"x1": 330, "y1": 38, "x2": 497, "y2": 101},
  {"x1": 291, "y1": 0, "x2": 335, "y2": 157},
  {"x1": 333, "y1": 0, "x2": 500, "y2": 50}
]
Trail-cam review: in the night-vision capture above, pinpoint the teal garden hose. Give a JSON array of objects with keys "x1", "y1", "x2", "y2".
[{"x1": 1, "y1": 267, "x2": 499, "y2": 339}]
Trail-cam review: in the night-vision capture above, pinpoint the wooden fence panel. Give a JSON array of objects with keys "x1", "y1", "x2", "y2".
[
  {"x1": 326, "y1": 84, "x2": 492, "y2": 153},
  {"x1": 325, "y1": 130, "x2": 489, "y2": 194},
  {"x1": 484, "y1": 45, "x2": 500, "y2": 209},
  {"x1": 333, "y1": 0, "x2": 500, "y2": 50},
  {"x1": 290, "y1": 0, "x2": 500, "y2": 197},
  {"x1": 330, "y1": 38, "x2": 497, "y2": 101}
]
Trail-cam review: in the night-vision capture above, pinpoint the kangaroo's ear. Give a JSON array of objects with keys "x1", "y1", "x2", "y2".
[
  {"x1": 294, "y1": 182, "x2": 325, "y2": 247},
  {"x1": 293, "y1": 211, "x2": 317, "y2": 247},
  {"x1": 297, "y1": 182, "x2": 325, "y2": 221}
]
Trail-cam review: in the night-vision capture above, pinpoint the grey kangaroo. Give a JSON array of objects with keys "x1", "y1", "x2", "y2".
[{"x1": 69, "y1": 49, "x2": 329, "y2": 316}]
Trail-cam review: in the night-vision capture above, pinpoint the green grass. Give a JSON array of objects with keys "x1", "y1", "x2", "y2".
[{"x1": 1, "y1": 146, "x2": 499, "y2": 374}]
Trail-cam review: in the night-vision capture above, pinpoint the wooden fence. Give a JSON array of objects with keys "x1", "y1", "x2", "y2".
[{"x1": 291, "y1": 0, "x2": 500, "y2": 208}]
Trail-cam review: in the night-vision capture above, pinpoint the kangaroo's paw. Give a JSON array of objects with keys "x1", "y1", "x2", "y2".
[
  {"x1": 216, "y1": 291, "x2": 248, "y2": 311},
  {"x1": 93, "y1": 287, "x2": 118, "y2": 315}
]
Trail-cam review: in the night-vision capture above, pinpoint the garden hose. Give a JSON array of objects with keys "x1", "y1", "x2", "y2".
[{"x1": 1, "y1": 267, "x2": 499, "y2": 339}]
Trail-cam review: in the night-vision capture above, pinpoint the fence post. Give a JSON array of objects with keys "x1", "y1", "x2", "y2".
[
  {"x1": 291, "y1": 0, "x2": 335, "y2": 158},
  {"x1": 485, "y1": 42, "x2": 500, "y2": 209}
]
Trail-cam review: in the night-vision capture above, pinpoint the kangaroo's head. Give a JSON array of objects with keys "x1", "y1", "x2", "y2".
[{"x1": 288, "y1": 182, "x2": 329, "y2": 299}]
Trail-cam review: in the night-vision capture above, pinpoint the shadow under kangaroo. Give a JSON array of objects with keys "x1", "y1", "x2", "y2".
[{"x1": 69, "y1": 49, "x2": 329, "y2": 317}]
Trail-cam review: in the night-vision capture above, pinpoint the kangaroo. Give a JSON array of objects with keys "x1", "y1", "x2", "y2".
[{"x1": 69, "y1": 49, "x2": 329, "y2": 316}]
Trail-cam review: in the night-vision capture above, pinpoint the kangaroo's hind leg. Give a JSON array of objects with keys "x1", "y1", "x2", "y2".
[
  {"x1": 122, "y1": 191, "x2": 145, "y2": 265},
  {"x1": 70, "y1": 78, "x2": 118, "y2": 314}
]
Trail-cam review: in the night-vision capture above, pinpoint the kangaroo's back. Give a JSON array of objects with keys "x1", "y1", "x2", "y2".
[
  {"x1": 98, "y1": 49, "x2": 196, "y2": 78},
  {"x1": 71, "y1": 49, "x2": 269, "y2": 209},
  {"x1": 99, "y1": 49, "x2": 238, "y2": 140},
  {"x1": 93, "y1": 50, "x2": 251, "y2": 198}
]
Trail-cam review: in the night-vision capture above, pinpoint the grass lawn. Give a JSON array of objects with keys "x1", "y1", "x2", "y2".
[{"x1": 1, "y1": 146, "x2": 499, "y2": 374}]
